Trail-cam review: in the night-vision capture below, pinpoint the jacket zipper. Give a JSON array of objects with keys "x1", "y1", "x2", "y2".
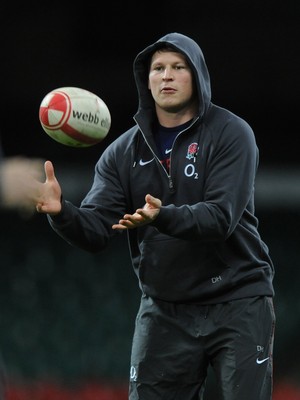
[{"x1": 138, "y1": 117, "x2": 200, "y2": 192}]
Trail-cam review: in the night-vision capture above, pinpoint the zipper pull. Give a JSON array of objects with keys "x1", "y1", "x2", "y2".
[{"x1": 169, "y1": 177, "x2": 174, "y2": 191}]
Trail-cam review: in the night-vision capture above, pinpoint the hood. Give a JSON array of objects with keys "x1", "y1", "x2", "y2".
[{"x1": 133, "y1": 32, "x2": 212, "y2": 121}]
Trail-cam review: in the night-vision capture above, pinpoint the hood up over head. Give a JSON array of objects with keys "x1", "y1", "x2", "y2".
[{"x1": 133, "y1": 32, "x2": 212, "y2": 121}]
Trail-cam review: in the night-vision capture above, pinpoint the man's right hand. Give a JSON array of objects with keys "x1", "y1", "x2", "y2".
[{"x1": 36, "y1": 160, "x2": 62, "y2": 216}]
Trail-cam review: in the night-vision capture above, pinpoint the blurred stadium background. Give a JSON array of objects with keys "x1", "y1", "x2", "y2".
[{"x1": 1, "y1": 1, "x2": 299, "y2": 399}]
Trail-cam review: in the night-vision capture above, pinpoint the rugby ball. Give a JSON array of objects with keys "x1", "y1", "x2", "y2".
[{"x1": 39, "y1": 87, "x2": 111, "y2": 147}]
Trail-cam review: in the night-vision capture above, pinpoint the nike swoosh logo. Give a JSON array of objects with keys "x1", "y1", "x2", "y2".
[
  {"x1": 165, "y1": 149, "x2": 172, "y2": 154},
  {"x1": 256, "y1": 357, "x2": 269, "y2": 365},
  {"x1": 139, "y1": 158, "x2": 154, "y2": 166}
]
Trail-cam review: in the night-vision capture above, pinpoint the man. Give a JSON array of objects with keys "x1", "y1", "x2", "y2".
[{"x1": 35, "y1": 32, "x2": 275, "y2": 400}]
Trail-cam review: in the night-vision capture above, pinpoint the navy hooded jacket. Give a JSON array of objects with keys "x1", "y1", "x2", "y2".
[{"x1": 49, "y1": 32, "x2": 274, "y2": 304}]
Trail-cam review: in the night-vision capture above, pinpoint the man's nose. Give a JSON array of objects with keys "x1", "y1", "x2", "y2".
[{"x1": 162, "y1": 67, "x2": 173, "y2": 80}]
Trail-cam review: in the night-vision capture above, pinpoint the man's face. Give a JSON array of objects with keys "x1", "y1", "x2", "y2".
[{"x1": 148, "y1": 50, "x2": 195, "y2": 113}]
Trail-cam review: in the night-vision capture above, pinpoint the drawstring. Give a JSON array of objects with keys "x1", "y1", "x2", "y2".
[{"x1": 204, "y1": 305, "x2": 209, "y2": 319}]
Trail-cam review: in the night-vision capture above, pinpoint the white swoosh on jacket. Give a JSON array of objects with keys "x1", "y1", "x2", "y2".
[{"x1": 139, "y1": 158, "x2": 155, "y2": 166}]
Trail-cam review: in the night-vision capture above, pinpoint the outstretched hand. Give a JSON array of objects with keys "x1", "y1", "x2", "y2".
[
  {"x1": 112, "y1": 194, "x2": 161, "y2": 230},
  {"x1": 35, "y1": 160, "x2": 62, "y2": 215}
]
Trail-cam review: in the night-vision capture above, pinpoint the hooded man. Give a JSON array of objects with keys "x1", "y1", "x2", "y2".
[{"x1": 36, "y1": 33, "x2": 275, "y2": 400}]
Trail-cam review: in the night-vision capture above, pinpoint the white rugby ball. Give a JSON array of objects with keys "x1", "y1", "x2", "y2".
[{"x1": 39, "y1": 87, "x2": 111, "y2": 147}]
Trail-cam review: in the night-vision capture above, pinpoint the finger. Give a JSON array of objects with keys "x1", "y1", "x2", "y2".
[
  {"x1": 112, "y1": 216, "x2": 140, "y2": 228},
  {"x1": 136, "y1": 209, "x2": 148, "y2": 218},
  {"x1": 121, "y1": 213, "x2": 140, "y2": 222},
  {"x1": 145, "y1": 194, "x2": 161, "y2": 208},
  {"x1": 44, "y1": 160, "x2": 55, "y2": 182},
  {"x1": 112, "y1": 224, "x2": 127, "y2": 230},
  {"x1": 112, "y1": 220, "x2": 133, "y2": 230},
  {"x1": 120, "y1": 218, "x2": 137, "y2": 226}
]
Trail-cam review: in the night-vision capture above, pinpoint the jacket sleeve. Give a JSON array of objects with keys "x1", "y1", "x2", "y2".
[
  {"x1": 48, "y1": 146, "x2": 127, "y2": 253},
  {"x1": 152, "y1": 116, "x2": 259, "y2": 241}
]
